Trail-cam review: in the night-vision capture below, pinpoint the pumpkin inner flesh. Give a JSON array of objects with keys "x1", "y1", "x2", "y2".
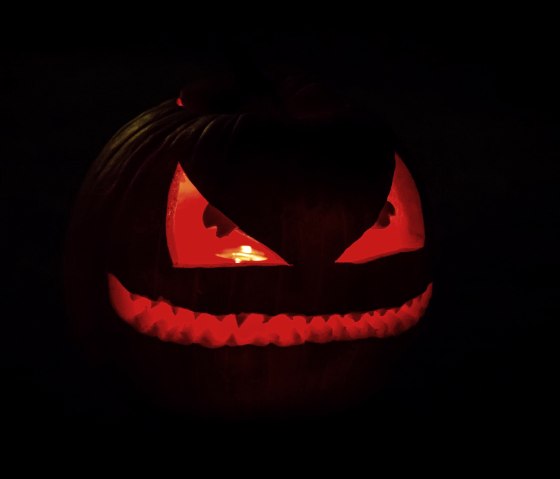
[{"x1": 109, "y1": 273, "x2": 432, "y2": 347}]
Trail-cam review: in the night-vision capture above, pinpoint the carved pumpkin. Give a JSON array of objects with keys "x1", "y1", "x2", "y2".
[{"x1": 65, "y1": 74, "x2": 432, "y2": 416}]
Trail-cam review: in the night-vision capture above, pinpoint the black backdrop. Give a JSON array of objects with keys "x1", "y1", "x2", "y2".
[{"x1": 2, "y1": 31, "x2": 558, "y2": 437}]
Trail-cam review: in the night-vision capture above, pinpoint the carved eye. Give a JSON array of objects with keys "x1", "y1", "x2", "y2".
[
  {"x1": 336, "y1": 154, "x2": 425, "y2": 263},
  {"x1": 166, "y1": 163, "x2": 289, "y2": 267}
]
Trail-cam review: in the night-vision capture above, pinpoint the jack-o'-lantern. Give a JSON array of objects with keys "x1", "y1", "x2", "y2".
[{"x1": 65, "y1": 74, "x2": 432, "y2": 417}]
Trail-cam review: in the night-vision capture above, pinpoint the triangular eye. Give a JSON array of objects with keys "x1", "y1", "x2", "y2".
[
  {"x1": 335, "y1": 154, "x2": 425, "y2": 264},
  {"x1": 166, "y1": 164, "x2": 289, "y2": 267}
]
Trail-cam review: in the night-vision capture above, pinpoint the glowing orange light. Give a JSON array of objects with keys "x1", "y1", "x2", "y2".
[
  {"x1": 166, "y1": 163, "x2": 288, "y2": 267},
  {"x1": 166, "y1": 153, "x2": 425, "y2": 267},
  {"x1": 108, "y1": 273, "x2": 433, "y2": 348},
  {"x1": 336, "y1": 154, "x2": 425, "y2": 263},
  {"x1": 216, "y1": 245, "x2": 268, "y2": 263}
]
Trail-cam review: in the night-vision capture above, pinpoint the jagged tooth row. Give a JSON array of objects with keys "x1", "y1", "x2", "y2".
[{"x1": 108, "y1": 274, "x2": 433, "y2": 348}]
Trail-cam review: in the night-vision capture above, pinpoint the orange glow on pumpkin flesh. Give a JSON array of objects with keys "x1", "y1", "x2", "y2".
[
  {"x1": 108, "y1": 154, "x2": 432, "y2": 347},
  {"x1": 109, "y1": 274, "x2": 432, "y2": 347}
]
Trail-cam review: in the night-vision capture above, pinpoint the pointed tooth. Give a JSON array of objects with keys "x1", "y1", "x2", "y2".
[
  {"x1": 340, "y1": 314, "x2": 358, "y2": 339},
  {"x1": 327, "y1": 315, "x2": 345, "y2": 339},
  {"x1": 291, "y1": 316, "x2": 308, "y2": 344},
  {"x1": 153, "y1": 301, "x2": 173, "y2": 317},
  {"x1": 353, "y1": 313, "x2": 370, "y2": 338},
  {"x1": 361, "y1": 312, "x2": 373, "y2": 323},
  {"x1": 310, "y1": 315, "x2": 326, "y2": 323},
  {"x1": 221, "y1": 314, "x2": 238, "y2": 332},
  {"x1": 175, "y1": 307, "x2": 194, "y2": 324},
  {"x1": 238, "y1": 313, "x2": 263, "y2": 331},
  {"x1": 308, "y1": 316, "x2": 330, "y2": 343},
  {"x1": 362, "y1": 313, "x2": 379, "y2": 337},
  {"x1": 397, "y1": 307, "x2": 415, "y2": 322},
  {"x1": 109, "y1": 277, "x2": 148, "y2": 321},
  {"x1": 266, "y1": 314, "x2": 293, "y2": 346},
  {"x1": 368, "y1": 312, "x2": 388, "y2": 337},
  {"x1": 195, "y1": 314, "x2": 226, "y2": 347},
  {"x1": 384, "y1": 311, "x2": 401, "y2": 335},
  {"x1": 235, "y1": 313, "x2": 265, "y2": 345}
]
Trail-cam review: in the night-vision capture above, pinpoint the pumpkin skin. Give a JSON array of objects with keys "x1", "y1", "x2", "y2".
[{"x1": 65, "y1": 75, "x2": 432, "y2": 417}]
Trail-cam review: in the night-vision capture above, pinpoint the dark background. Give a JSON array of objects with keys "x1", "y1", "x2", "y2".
[{"x1": 2, "y1": 31, "x2": 558, "y2": 437}]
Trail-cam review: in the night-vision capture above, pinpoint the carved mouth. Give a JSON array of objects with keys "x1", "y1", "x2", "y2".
[{"x1": 109, "y1": 273, "x2": 432, "y2": 348}]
